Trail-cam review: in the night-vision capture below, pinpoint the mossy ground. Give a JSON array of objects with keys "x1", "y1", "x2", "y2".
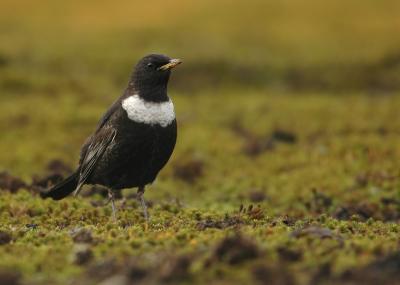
[
  {"x1": 1, "y1": 93, "x2": 400, "y2": 284},
  {"x1": 1, "y1": 1, "x2": 400, "y2": 284}
]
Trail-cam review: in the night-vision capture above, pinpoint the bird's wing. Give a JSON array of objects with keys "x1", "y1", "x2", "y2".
[
  {"x1": 79, "y1": 99, "x2": 121, "y2": 164},
  {"x1": 75, "y1": 127, "x2": 117, "y2": 195},
  {"x1": 95, "y1": 99, "x2": 121, "y2": 131}
]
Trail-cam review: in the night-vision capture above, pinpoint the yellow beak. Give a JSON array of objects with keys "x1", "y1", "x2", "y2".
[{"x1": 158, "y1": 58, "x2": 182, "y2": 71}]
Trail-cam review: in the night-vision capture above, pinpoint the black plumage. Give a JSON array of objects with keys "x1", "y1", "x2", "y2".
[{"x1": 41, "y1": 54, "x2": 181, "y2": 220}]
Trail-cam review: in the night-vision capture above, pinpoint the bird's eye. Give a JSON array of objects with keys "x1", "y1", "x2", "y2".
[{"x1": 147, "y1": 63, "x2": 153, "y2": 68}]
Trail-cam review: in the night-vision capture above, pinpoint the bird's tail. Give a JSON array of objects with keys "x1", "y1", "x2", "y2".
[{"x1": 40, "y1": 171, "x2": 79, "y2": 200}]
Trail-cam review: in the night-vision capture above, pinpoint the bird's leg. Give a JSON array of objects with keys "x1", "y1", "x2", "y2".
[
  {"x1": 137, "y1": 186, "x2": 149, "y2": 222},
  {"x1": 108, "y1": 189, "x2": 117, "y2": 222}
]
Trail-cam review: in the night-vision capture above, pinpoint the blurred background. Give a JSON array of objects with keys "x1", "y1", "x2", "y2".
[
  {"x1": 1, "y1": 0, "x2": 400, "y2": 93},
  {"x1": 1, "y1": 0, "x2": 400, "y2": 176}
]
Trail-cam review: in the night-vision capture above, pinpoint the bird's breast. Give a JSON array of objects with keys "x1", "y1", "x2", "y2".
[{"x1": 121, "y1": 95, "x2": 175, "y2": 127}]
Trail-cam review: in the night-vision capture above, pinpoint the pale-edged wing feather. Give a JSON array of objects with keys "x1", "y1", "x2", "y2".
[{"x1": 75, "y1": 127, "x2": 117, "y2": 195}]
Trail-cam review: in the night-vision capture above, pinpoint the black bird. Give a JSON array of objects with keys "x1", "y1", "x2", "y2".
[{"x1": 41, "y1": 54, "x2": 181, "y2": 221}]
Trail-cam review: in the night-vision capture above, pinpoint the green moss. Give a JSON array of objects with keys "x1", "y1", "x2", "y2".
[{"x1": 1, "y1": 1, "x2": 400, "y2": 284}]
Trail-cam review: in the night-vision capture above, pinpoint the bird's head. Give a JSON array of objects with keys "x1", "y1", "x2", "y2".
[{"x1": 129, "y1": 54, "x2": 182, "y2": 102}]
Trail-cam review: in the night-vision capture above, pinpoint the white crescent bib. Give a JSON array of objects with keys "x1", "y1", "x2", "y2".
[{"x1": 121, "y1": 95, "x2": 175, "y2": 127}]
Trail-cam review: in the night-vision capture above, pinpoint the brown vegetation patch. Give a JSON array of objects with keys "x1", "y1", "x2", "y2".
[
  {"x1": 0, "y1": 270, "x2": 20, "y2": 285},
  {"x1": 30, "y1": 159, "x2": 73, "y2": 193},
  {"x1": 0, "y1": 172, "x2": 27, "y2": 193},
  {"x1": 230, "y1": 120, "x2": 297, "y2": 157},
  {"x1": 46, "y1": 159, "x2": 73, "y2": 174},
  {"x1": 337, "y1": 251, "x2": 400, "y2": 285},
  {"x1": 197, "y1": 215, "x2": 243, "y2": 230},
  {"x1": 277, "y1": 247, "x2": 303, "y2": 262},
  {"x1": 74, "y1": 246, "x2": 93, "y2": 266},
  {"x1": 159, "y1": 255, "x2": 192, "y2": 283},
  {"x1": 303, "y1": 189, "x2": 333, "y2": 214},
  {"x1": 252, "y1": 264, "x2": 295, "y2": 285},
  {"x1": 248, "y1": 189, "x2": 268, "y2": 203},
  {"x1": 0, "y1": 230, "x2": 12, "y2": 245},
  {"x1": 333, "y1": 200, "x2": 399, "y2": 222},
  {"x1": 209, "y1": 233, "x2": 262, "y2": 265},
  {"x1": 30, "y1": 173, "x2": 65, "y2": 193},
  {"x1": 173, "y1": 156, "x2": 204, "y2": 184}
]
